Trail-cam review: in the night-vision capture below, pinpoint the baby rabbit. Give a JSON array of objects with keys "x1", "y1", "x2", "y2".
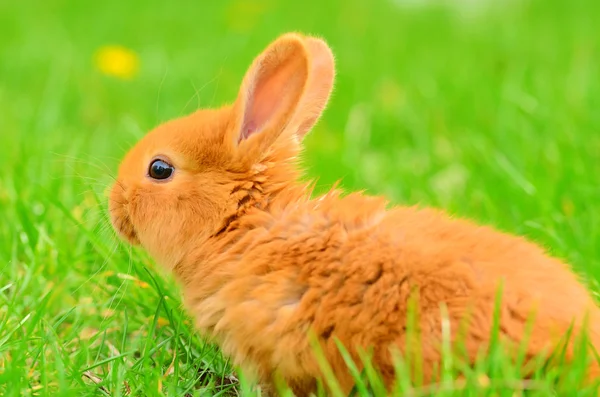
[{"x1": 109, "y1": 33, "x2": 600, "y2": 395}]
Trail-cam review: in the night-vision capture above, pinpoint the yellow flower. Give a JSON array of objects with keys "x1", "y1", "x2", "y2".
[{"x1": 94, "y1": 45, "x2": 139, "y2": 80}]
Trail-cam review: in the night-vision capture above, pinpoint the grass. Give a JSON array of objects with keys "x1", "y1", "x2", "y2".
[{"x1": 1, "y1": 0, "x2": 600, "y2": 395}]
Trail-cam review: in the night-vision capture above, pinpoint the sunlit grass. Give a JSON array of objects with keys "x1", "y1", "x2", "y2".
[{"x1": 1, "y1": 0, "x2": 599, "y2": 395}]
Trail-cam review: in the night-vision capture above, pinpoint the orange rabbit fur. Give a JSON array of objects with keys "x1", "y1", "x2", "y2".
[{"x1": 109, "y1": 33, "x2": 600, "y2": 394}]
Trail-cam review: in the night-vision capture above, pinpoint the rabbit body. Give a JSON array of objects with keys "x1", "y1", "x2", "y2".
[
  {"x1": 176, "y1": 171, "x2": 600, "y2": 394},
  {"x1": 109, "y1": 33, "x2": 600, "y2": 395}
]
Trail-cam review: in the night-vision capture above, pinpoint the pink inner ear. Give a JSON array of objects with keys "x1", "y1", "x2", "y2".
[
  {"x1": 239, "y1": 120, "x2": 257, "y2": 143},
  {"x1": 238, "y1": 57, "x2": 300, "y2": 143}
]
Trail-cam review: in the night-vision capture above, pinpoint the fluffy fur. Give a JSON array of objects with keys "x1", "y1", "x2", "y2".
[{"x1": 109, "y1": 33, "x2": 600, "y2": 395}]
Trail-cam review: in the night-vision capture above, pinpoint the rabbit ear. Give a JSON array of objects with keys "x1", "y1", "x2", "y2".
[
  {"x1": 291, "y1": 36, "x2": 335, "y2": 139},
  {"x1": 228, "y1": 33, "x2": 310, "y2": 151},
  {"x1": 228, "y1": 33, "x2": 335, "y2": 157}
]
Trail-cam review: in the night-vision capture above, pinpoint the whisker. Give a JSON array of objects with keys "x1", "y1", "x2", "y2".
[
  {"x1": 102, "y1": 245, "x2": 134, "y2": 327},
  {"x1": 155, "y1": 66, "x2": 169, "y2": 125},
  {"x1": 51, "y1": 152, "x2": 117, "y2": 175},
  {"x1": 210, "y1": 57, "x2": 227, "y2": 107},
  {"x1": 72, "y1": 237, "x2": 119, "y2": 294},
  {"x1": 181, "y1": 73, "x2": 221, "y2": 116}
]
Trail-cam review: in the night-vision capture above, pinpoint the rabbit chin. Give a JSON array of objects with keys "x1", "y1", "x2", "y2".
[
  {"x1": 109, "y1": 207, "x2": 140, "y2": 245},
  {"x1": 108, "y1": 187, "x2": 140, "y2": 245},
  {"x1": 111, "y1": 212, "x2": 140, "y2": 245}
]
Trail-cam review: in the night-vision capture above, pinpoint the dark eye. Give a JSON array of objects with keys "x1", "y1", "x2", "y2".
[{"x1": 148, "y1": 159, "x2": 174, "y2": 180}]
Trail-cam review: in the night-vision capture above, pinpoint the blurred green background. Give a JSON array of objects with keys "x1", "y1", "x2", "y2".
[{"x1": 1, "y1": 0, "x2": 599, "y2": 395}]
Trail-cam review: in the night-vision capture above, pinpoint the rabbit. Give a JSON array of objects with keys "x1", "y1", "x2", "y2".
[{"x1": 108, "y1": 32, "x2": 600, "y2": 395}]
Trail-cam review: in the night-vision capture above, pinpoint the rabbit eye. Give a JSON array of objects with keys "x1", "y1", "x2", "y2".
[{"x1": 149, "y1": 159, "x2": 174, "y2": 180}]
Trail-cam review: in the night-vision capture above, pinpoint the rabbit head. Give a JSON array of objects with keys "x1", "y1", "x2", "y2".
[{"x1": 109, "y1": 33, "x2": 335, "y2": 269}]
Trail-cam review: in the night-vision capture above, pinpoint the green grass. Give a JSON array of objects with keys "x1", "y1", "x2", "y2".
[{"x1": 1, "y1": 0, "x2": 600, "y2": 395}]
